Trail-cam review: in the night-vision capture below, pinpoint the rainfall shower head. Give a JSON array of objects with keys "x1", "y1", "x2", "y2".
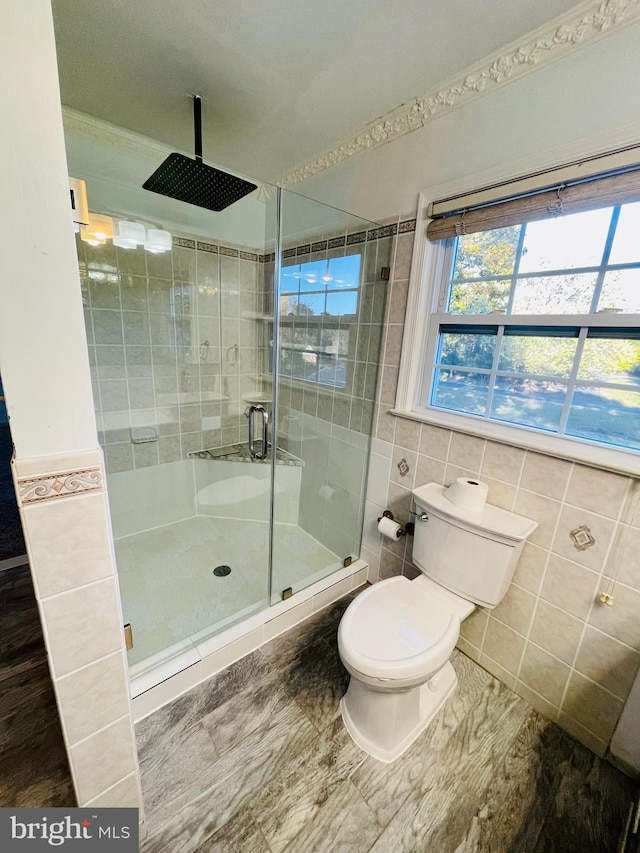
[{"x1": 142, "y1": 96, "x2": 257, "y2": 212}]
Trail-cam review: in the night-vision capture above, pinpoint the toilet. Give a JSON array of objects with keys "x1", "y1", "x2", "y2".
[{"x1": 338, "y1": 481, "x2": 538, "y2": 763}]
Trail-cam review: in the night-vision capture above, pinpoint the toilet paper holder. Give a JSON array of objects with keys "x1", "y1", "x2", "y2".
[{"x1": 377, "y1": 510, "x2": 414, "y2": 537}]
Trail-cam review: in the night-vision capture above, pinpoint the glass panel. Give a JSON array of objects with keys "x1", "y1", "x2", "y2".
[
  {"x1": 431, "y1": 369, "x2": 489, "y2": 415},
  {"x1": 490, "y1": 376, "x2": 567, "y2": 431},
  {"x1": 326, "y1": 290, "x2": 358, "y2": 316},
  {"x1": 579, "y1": 338, "x2": 640, "y2": 385},
  {"x1": 510, "y1": 273, "x2": 596, "y2": 314},
  {"x1": 70, "y1": 119, "x2": 279, "y2": 675},
  {"x1": 566, "y1": 385, "x2": 640, "y2": 450},
  {"x1": 519, "y1": 208, "x2": 612, "y2": 272},
  {"x1": 328, "y1": 254, "x2": 361, "y2": 288},
  {"x1": 437, "y1": 330, "x2": 496, "y2": 370},
  {"x1": 448, "y1": 279, "x2": 510, "y2": 314},
  {"x1": 295, "y1": 292, "x2": 325, "y2": 316},
  {"x1": 452, "y1": 225, "x2": 520, "y2": 279},
  {"x1": 272, "y1": 190, "x2": 382, "y2": 604},
  {"x1": 498, "y1": 334, "x2": 578, "y2": 377},
  {"x1": 609, "y1": 201, "x2": 640, "y2": 265},
  {"x1": 299, "y1": 260, "x2": 327, "y2": 292},
  {"x1": 597, "y1": 269, "x2": 640, "y2": 314}
]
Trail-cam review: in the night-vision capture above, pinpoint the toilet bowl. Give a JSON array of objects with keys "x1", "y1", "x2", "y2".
[
  {"x1": 338, "y1": 573, "x2": 474, "y2": 762},
  {"x1": 338, "y1": 481, "x2": 538, "y2": 763}
]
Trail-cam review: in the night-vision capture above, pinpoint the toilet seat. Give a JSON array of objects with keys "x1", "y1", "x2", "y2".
[{"x1": 338, "y1": 576, "x2": 460, "y2": 683}]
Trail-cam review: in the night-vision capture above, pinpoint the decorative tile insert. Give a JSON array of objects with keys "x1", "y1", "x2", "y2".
[
  {"x1": 17, "y1": 468, "x2": 103, "y2": 505},
  {"x1": 173, "y1": 237, "x2": 195, "y2": 249},
  {"x1": 570, "y1": 524, "x2": 596, "y2": 551},
  {"x1": 196, "y1": 241, "x2": 219, "y2": 254},
  {"x1": 397, "y1": 457, "x2": 410, "y2": 478}
]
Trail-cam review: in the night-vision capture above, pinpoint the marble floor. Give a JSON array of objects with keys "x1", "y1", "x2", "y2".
[
  {"x1": 0, "y1": 564, "x2": 74, "y2": 807},
  {"x1": 136, "y1": 590, "x2": 636, "y2": 852}
]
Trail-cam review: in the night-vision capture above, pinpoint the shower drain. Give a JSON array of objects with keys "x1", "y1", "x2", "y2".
[{"x1": 213, "y1": 565, "x2": 232, "y2": 577}]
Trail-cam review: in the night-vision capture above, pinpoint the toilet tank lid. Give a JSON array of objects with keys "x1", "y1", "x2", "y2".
[{"x1": 413, "y1": 482, "x2": 538, "y2": 542}]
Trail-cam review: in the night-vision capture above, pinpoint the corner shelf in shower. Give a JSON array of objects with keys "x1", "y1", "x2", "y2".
[
  {"x1": 241, "y1": 391, "x2": 273, "y2": 405},
  {"x1": 189, "y1": 442, "x2": 303, "y2": 466}
]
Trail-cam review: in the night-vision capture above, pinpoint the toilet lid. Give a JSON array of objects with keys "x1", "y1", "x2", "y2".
[{"x1": 339, "y1": 576, "x2": 459, "y2": 680}]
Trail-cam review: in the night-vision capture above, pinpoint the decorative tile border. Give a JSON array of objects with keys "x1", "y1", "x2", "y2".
[
  {"x1": 17, "y1": 468, "x2": 103, "y2": 505},
  {"x1": 279, "y1": 0, "x2": 640, "y2": 187},
  {"x1": 173, "y1": 237, "x2": 195, "y2": 249},
  {"x1": 154, "y1": 214, "x2": 414, "y2": 270},
  {"x1": 196, "y1": 241, "x2": 219, "y2": 254}
]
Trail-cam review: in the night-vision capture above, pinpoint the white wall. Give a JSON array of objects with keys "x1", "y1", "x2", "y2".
[
  {"x1": 0, "y1": 0, "x2": 143, "y2": 815},
  {"x1": 0, "y1": 4, "x2": 97, "y2": 458},
  {"x1": 296, "y1": 19, "x2": 640, "y2": 222}
]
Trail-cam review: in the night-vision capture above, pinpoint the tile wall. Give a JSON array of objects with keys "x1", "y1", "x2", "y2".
[
  {"x1": 13, "y1": 449, "x2": 143, "y2": 811},
  {"x1": 274, "y1": 228, "x2": 392, "y2": 559},
  {"x1": 363, "y1": 217, "x2": 640, "y2": 757},
  {"x1": 78, "y1": 230, "x2": 266, "y2": 475}
]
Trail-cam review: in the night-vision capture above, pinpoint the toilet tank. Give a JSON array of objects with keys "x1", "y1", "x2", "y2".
[{"x1": 412, "y1": 482, "x2": 538, "y2": 608}]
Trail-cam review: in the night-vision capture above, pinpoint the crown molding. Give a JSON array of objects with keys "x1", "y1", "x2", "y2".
[
  {"x1": 62, "y1": 107, "x2": 172, "y2": 164},
  {"x1": 279, "y1": 0, "x2": 640, "y2": 188}
]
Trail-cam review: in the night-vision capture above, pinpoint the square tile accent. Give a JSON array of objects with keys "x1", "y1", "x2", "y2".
[{"x1": 368, "y1": 215, "x2": 640, "y2": 755}]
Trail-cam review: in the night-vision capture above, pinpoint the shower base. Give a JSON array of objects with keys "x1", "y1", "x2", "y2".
[{"x1": 116, "y1": 515, "x2": 344, "y2": 673}]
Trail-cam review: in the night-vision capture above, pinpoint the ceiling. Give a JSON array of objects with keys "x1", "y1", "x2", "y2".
[{"x1": 52, "y1": 0, "x2": 581, "y2": 184}]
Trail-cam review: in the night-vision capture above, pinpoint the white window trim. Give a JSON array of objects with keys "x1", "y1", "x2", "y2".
[{"x1": 395, "y1": 188, "x2": 640, "y2": 479}]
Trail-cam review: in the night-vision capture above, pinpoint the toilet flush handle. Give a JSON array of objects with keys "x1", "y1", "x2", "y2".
[{"x1": 415, "y1": 511, "x2": 429, "y2": 522}]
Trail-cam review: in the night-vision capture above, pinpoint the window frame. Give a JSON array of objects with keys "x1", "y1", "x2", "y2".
[{"x1": 395, "y1": 188, "x2": 640, "y2": 477}]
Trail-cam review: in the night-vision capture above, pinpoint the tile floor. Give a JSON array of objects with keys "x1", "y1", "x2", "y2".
[{"x1": 137, "y1": 590, "x2": 636, "y2": 852}]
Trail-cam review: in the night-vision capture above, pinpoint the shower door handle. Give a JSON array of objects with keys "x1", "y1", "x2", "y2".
[{"x1": 247, "y1": 404, "x2": 269, "y2": 460}]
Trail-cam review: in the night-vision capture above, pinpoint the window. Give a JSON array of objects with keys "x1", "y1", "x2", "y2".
[
  {"x1": 279, "y1": 254, "x2": 360, "y2": 388},
  {"x1": 421, "y1": 202, "x2": 640, "y2": 454}
]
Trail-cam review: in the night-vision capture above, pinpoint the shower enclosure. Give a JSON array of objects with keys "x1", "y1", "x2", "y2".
[{"x1": 73, "y1": 140, "x2": 389, "y2": 692}]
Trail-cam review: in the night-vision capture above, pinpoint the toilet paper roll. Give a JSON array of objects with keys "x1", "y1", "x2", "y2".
[
  {"x1": 378, "y1": 516, "x2": 402, "y2": 540},
  {"x1": 445, "y1": 477, "x2": 489, "y2": 512}
]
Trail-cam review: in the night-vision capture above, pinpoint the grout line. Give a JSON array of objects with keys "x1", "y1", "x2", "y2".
[
  {"x1": 512, "y1": 468, "x2": 570, "y2": 690},
  {"x1": 69, "y1": 712, "x2": 132, "y2": 750},
  {"x1": 55, "y1": 647, "x2": 125, "y2": 682}
]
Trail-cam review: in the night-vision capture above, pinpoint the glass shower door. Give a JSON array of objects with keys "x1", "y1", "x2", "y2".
[{"x1": 269, "y1": 190, "x2": 390, "y2": 602}]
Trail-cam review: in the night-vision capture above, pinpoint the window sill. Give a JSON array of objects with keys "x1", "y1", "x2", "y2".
[{"x1": 390, "y1": 406, "x2": 640, "y2": 478}]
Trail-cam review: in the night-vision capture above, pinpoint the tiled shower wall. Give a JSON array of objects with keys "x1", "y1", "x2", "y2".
[
  {"x1": 78, "y1": 230, "x2": 266, "y2": 475},
  {"x1": 364, "y1": 217, "x2": 640, "y2": 758},
  {"x1": 273, "y1": 229, "x2": 392, "y2": 558}
]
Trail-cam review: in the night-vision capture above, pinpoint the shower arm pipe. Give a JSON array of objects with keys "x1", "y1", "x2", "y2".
[{"x1": 193, "y1": 95, "x2": 203, "y2": 163}]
